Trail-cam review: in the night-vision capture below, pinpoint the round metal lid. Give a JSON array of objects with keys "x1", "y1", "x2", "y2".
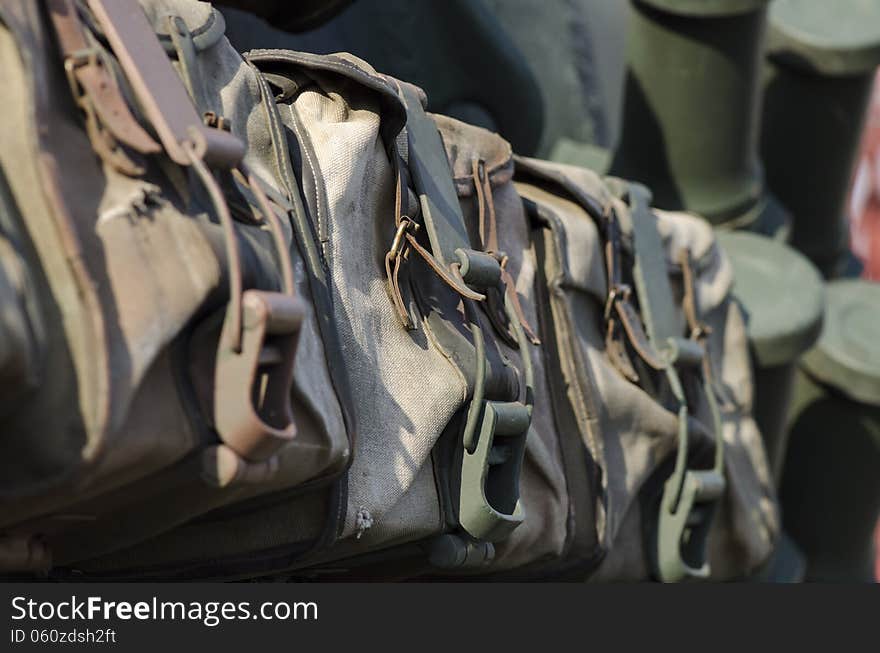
[
  {"x1": 802, "y1": 280, "x2": 880, "y2": 406},
  {"x1": 716, "y1": 231, "x2": 825, "y2": 367},
  {"x1": 767, "y1": 0, "x2": 880, "y2": 76},
  {"x1": 636, "y1": 0, "x2": 769, "y2": 18}
]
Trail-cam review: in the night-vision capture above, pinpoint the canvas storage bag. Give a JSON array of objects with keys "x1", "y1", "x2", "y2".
[
  {"x1": 0, "y1": 0, "x2": 778, "y2": 581},
  {"x1": 512, "y1": 158, "x2": 779, "y2": 580},
  {"x1": 67, "y1": 44, "x2": 553, "y2": 579},
  {"x1": 83, "y1": 91, "x2": 780, "y2": 581},
  {"x1": 414, "y1": 117, "x2": 779, "y2": 581},
  {"x1": 0, "y1": 0, "x2": 353, "y2": 574}
]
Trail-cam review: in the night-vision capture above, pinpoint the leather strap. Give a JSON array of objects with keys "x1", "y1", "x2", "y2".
[
  {"x1": 602, "y1": 202, "x2": 668, "y2": 375},
  {"x1": 509, "y1": 157, "x2": 661, "y2": 374},
  {"x1": 625, "y1": 182, "x2": 726, "y2": 582},
  {"x1": 679, "y1": 248, "x2": 711, "y2": 344},
  {"x1": 86, "y1": 0, "x2": 244, "y2": 168},
  {"x1": 384, "y1": 80, "x2": 484, "y2": 328},
  {"x1": 47, "y1": 0, "x2": 161, "y2": 170},
  {"x1": 472, "y1": 158, "x2": 499, "y2": 254},
  {"x1": 470, "y1": 158, "x2": 541, "y2": 346},
  {"x1": 165, "y1": 14, "x2": 200, "y2": 104}
]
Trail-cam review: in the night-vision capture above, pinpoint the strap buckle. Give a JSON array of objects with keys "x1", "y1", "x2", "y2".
[
  {"x1": 183, "y1": 150, "x2": 304, "y2": 463},
  {"x1": 655, "y1": 338, "x2": 726, "y2": 582},
  {"x1": 387, "y1": 217, "x2": 418, "y2": 262},
  {"x1": 620, "y1": 181, "x2": 726, "y2": 582},
  {"x1": 658, "y1": 465, "x2": 725, "y2": 581},
  {"x1": 214, "y1": 290, "x2": 305, "y2": 462},
  {"x1": 211, "y1": 168, "x2": 305, "y2": 463},
  {"x1": 88, "y1": 0, "x2": 244, "y2": 168},
  {"x1": 459, "y1": 401, "x2": 529, "y2": 542},
  {"x1": 62, "y1": 47, "x2": 99, "y2": 85},
  {"x1": 604, "y1": 282, "x2": 632, "y2": 321},
  {"x1": 454, "y1": 248, "x2": 534, "y2": 543}
]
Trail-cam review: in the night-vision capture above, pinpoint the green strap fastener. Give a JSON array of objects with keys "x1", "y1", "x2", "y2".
[
  {"x1": 456, "y1": 248, "x2": 534, "y2": 543},
  {"x1": 656, "y1": 341, "x2": 725, "y2": 581},
  {"x1": 397, "y1": 80, "x2": 534, "y2": 547},
  {"x1": 627, "y1": 183, "x2": 726, "y2": 582}
]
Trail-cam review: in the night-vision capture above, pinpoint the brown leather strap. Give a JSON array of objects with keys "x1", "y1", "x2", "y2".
[
  {"x1": 470, "y1": 157, "x2": 511, "y2": 343},
  {"x1": 86, "y1": 0, "x2": 244, "y2": 168},
  {"x1": 678, "y1": 248, "x2": 710, "y2": 342},
  {"x1": 405, "y1": 229, "x2": 485, "y2": 300},
  {"x1": 470, "y1": 158, "x2": 540, "y2": 346},
  {"x1": 472, "y1": 158, "x2": 500, "y2": 255},
  {"x1": 602, "y1": 205, "x2": 667, "y2": 375},
  {"x1": 385, "y1": 161, "x2": 416, "y2": 327},
  {"x1": 677, "y1": 248, "x2": 730, "y2": 406},
  {"x1": 385, "y1": 153, "x2": 485, "y2": 328},
  {"x1": 606, "y1": 318, "x2": 639, "y2": 382},
  {"x1": 499, "y1": 262, "x2": 541, "y2": 346},
  {"x1": 613, "y1": 298, "x2": 667, "y2": 371},
  {"x1": 47, "y1": 0, "x2": 161, "y2": 159}
]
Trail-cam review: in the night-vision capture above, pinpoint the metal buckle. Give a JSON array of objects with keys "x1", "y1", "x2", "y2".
[
  {"x1": 604, "y1": 282, "x2": 632, "y2": 321},
  {"x1": 63, "y1": 47, "x2": 99, "y2": 91},
  {"x1": 387, "y1": 217, "x2": 417, "y2": 262}
]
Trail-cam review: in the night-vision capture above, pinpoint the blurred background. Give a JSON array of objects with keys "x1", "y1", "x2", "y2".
[
  {"x1": 852, "y1": 71, "x2": 880, "y2": 585},
  {"x1": 851, "y1": 70, "x2": 880, "y2": 283}
]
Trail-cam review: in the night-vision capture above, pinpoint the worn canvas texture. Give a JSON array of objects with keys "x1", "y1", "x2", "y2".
[
  {"x1": 514, "y1": 159, "x2": 778, "y2": 580},
  {"x1": 0, "y1": 0, "x2": 777, "y2": 580},
  {"x1": 0, "y1": 0, "x2": 348, "y2": 572}
]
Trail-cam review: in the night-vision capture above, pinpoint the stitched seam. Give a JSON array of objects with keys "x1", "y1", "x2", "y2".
[
  {"x1": 249, "y1": 50, "x2": 396, "y2": 96},
  {"x1": 287, "y1": 102, "x2": 324, "y2": 254}
]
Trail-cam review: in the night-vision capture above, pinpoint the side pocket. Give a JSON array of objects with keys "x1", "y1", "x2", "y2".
[{"x1": 531, "y1": 214, "x2": 604, "y2": 574}]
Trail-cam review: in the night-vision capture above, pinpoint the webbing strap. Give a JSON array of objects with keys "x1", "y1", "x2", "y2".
[
  {"x1": 392, "y1": 83, "x2": 532, "y2": 543},
  {"x1": 47, "y1": 0, "x2": 161, "y2": 173},
  {"x1": 627, "y1": 182, "x2": 725, "y2": 583},
  {"x1": 87, "y1": 0, "x2": 244, "y2": 168},
  {"x1": 398, "y1": 83, "x2": 472, "y2": 267},
  {"x1": 629, "y1": 184, "x2": 684, "y2": 345},
  {"x1": 384, "y1": 81, "x2": 484, "y2": 329},
  {"x1": 80, "y1": 0, "x2": 304, "y2": 464}
]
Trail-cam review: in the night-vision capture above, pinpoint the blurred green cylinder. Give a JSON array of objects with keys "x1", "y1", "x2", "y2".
[
  {"x1": 760, "y1": 0, "x2": 880, "y2": 278},
  {"x1": 613, "y1": 0, "x2": 782, "y2": 231},
  {"x1": 716, "y1": 232, "x2": 824, "y2": 484},
  {"x1": 780, "y1": 281, "x2": 880, "y2": 582}
]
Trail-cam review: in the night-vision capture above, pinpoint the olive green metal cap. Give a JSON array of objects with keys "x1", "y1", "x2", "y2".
[
  {"x1": 802, "y1": 281, "x2": 880, "y2": 406},
  {"x1": 717, "y1": 232, "x2": 824, "y2": 367},
  {"x1": 767, "y1": 0, "x2": 880, "y2": 76},
  {"x1": 637, "y1": 0, "x2": 769, "y2": 18}
]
